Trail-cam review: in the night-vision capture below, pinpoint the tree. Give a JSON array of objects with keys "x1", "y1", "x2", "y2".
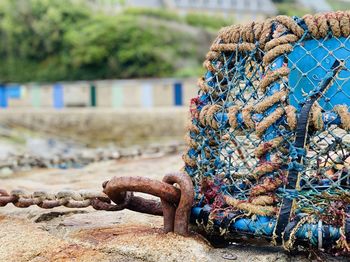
[{"x1": 0, "y1": 1, "x2": 215, "y2": 82}]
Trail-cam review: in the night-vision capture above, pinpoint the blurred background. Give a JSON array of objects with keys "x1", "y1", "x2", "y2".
[{"x1": 0, "y1": 0, "x2": 349, "y2": 174}]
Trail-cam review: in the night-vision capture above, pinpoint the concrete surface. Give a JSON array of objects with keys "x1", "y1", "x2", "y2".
[{"x1": 0, "y1": 154, "x2": 343, "y2": 262}]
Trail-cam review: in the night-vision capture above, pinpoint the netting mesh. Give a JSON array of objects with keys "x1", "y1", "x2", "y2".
[{"x1": 185, "y1": 11, "x2": 350, "y2": 254}]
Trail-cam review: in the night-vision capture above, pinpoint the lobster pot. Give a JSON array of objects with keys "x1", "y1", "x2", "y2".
[{"x1": 185, "y1": 11, "x2": 350, "y2": 253}]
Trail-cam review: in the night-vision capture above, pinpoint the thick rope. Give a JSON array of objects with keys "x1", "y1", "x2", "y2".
[
  {"x1": 253, "y1": 161, "x2": 281, "y2": 179},
  {"x1": 250, "y1": 177, "x2": 282, "y2": 197},
  {"x1": 265, "y1": 34, "x2": 299, "y2": 51},
  {"x1": 255, "y1": 90, "x2": 287, "y2": 113},
  {"x1": 255, "y1": 137, "x2": 284, "y2": 159},
  {"x1": 259, "y1": 67, "x2": 290, "y2": 93},
  {"x1": 198, "y1": 77, "x2": 210, "y2": 93},
  {"x1": 256, "y1": 108, "x2": 285, "y2": 137},
  {"x1": 227, "y1": 105, "x2": 239, "y2": 129},
  {"x1": 285, "y1": 105, "x2": 297, "y2": 130},
  {"x1": 242, "y1": 104, "x2": 255, "y2": 129},
  {"x1": 263, "y1": 44, "x2": 293, "y2": 65},
  {"x1": 206, "y1": 104, "x2": 222, "y2": 129},
  {"x1": 310, "y1": 102, "x2": 324, "y2": 130},
  {"x1": 334, "y1": 105, "x2": 350, "y2": 131},
  {"x1": 184, "y1": 12, "x2": 350, "y2": 252},
  {"x1": 202, "y1": 11, "x2": 350, "y2": 79},
  {"x1": 224, "y1": 195, "x2": 277, "y2": 216}
]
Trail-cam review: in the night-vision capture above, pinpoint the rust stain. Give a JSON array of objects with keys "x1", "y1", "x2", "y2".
[
  {"x1": 41, "y1": 244, "x2": 105, "y2": 262},
  {"x1": 72, "y1": 224, "x2": 163, "y2": 245}
]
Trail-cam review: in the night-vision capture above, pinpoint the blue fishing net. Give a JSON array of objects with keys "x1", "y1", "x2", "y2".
[{"x1": 185, "y1": 11, "x2": 350, "y2": 254}]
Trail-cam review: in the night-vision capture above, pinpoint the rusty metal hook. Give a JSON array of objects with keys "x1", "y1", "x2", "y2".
[
  {"x1": 102, "y1": 173, "x2": 194, "y2": 236},
  {"x1": 162, "y1": 173, "x2": 194, "y2": 236}
]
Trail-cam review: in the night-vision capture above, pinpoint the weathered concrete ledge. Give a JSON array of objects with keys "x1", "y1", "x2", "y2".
[
  {"x1": 0, "y1": 156, "x2": 315, "y2": 262},
  {"x1": 0, "y1": 108, "x2": 189, "y2": 146}
]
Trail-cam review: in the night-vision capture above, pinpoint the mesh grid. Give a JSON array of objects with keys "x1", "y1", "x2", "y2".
[{"x1": 185, "y1": 12, "x2": 350, "y2": 254}]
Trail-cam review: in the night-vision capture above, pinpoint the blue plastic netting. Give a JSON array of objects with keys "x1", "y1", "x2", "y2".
[{"x1": 185, "y1": 11, "x2": 350, "y2": 254}]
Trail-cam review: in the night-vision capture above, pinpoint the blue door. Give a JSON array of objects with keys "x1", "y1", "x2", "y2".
[
  {"x1": 7, "y1": 85, "x2": 21, "y2": 99},
  {"x1": 174, "y1": 82, "x2": 183, "y2": 106},
  {"x1": 53, "y1": 83, "x2": 64, "y2": 109},
  {"x1": 0, "y1": 84, "x2": 7, "y2": 108}
]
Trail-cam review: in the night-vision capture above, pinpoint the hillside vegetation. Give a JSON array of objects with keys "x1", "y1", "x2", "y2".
[
  {"x1": 5, "y1": 0, "x2": 348, "y2": 83},
  {"x1": 0, "y1": 0, "x2": 231, "y2": 83},
  {"x1": 272, "y1": 0, "x2": 311, "y2": 16}
]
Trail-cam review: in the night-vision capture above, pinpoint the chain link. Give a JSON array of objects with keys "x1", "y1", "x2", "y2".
[
  {"x1": 0, "y1": 173, "x2": 194, "y2": 236},
  {"x1": 0, "y1": 188, "x2": 120, "y2": 211}
]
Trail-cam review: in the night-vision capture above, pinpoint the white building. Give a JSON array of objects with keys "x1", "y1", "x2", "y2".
[
  {"x1": 296, "y1": 0, "x2": 332, "y2": 13},
  {"x1": 171, "y1": 0, "x2": 277, "y2": 21},
  {"x1": 88, "y1": 0, "x2": 277, "y2": 22}
]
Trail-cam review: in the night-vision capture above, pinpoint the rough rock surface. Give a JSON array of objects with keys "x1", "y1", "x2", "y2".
[{"x1": 0, "y1": 155, "x2": 344, "y2": 261}]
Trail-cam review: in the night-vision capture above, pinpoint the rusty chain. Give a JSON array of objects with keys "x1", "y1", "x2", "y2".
[
  {"x1": 0, "y1": 188, "x2": 164, "y2": 213},
  {"x1": 0, "y1": 188, "x2": 119, "y2": 210},
  {"x1": 0, "y1": 173, "x2": 194, "y2": 236}
]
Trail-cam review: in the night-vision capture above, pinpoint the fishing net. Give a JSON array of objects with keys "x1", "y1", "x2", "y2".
[{"x1": 185, "y1": 11, "x2": 350, "y2": 254}]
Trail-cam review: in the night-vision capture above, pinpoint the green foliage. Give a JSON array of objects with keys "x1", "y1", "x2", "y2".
[
  {"x1": 0, "y1": 1, "x2": 215, "y2": 83},
  {"x1": 65, "y1": 14, "x2": 181, "y2": 79},
  {"x1": 273, "y1": 0, "x2": 311, "y2": 16},
  {"x1": 185, "y1": 13, "x2": 231, "y2": 30},
  {"x1": 124, "y1": 8, "x2": 230, "y2": 30},
  {"x1": 0, "y1": 0, "x2": 91, "y2": 82},
  {"x1": 124, "y1": 8, "x2": 182, "y2": 22}
]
